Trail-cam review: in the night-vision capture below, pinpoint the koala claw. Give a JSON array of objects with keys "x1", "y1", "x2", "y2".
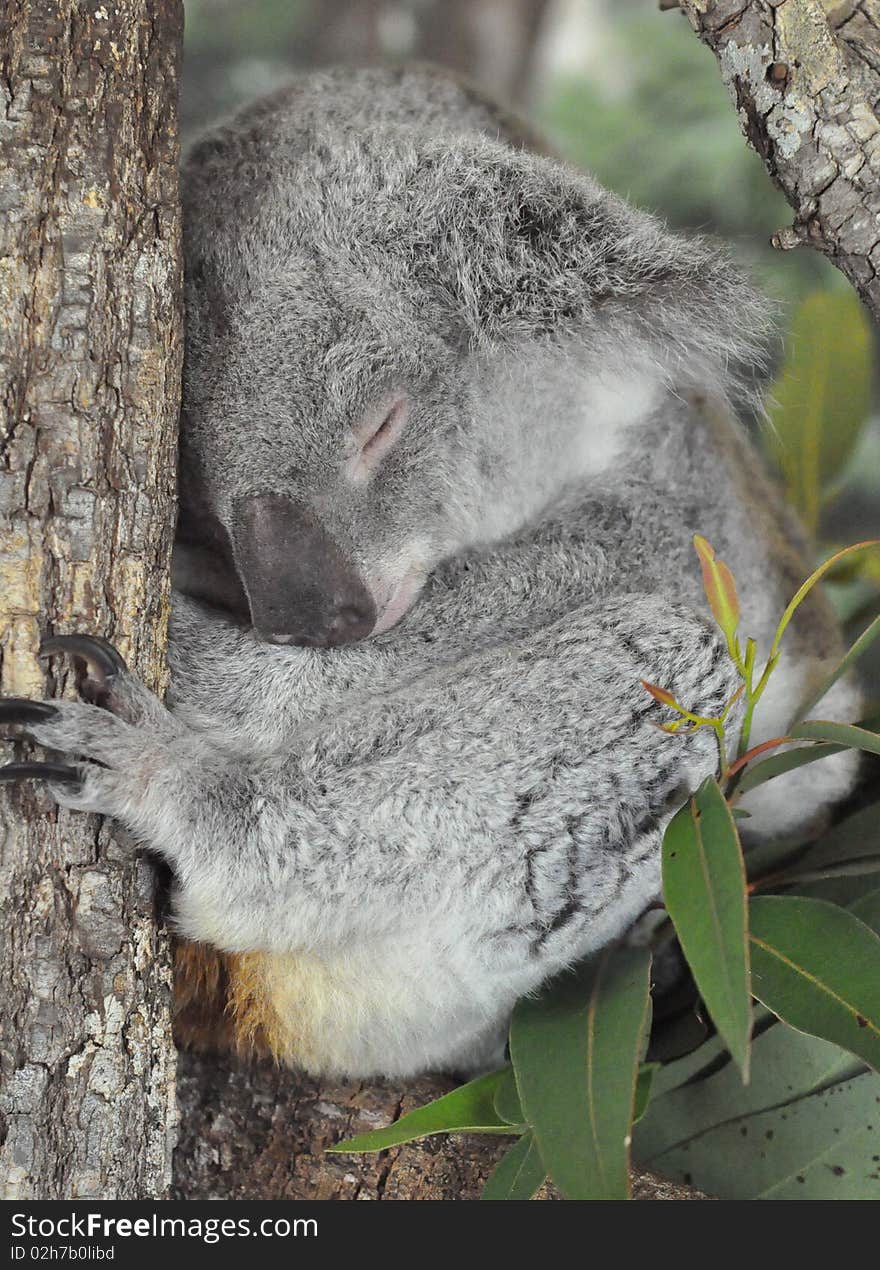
[
  {"x1": 0, "y1": 760, "x2": 82, "y2": 788},
  {"x1": 40, "y1": 633, "x2": 127, "y2": 677},
  {"x1": 40, "y1": 635, "x2": 126, "y2": 716},
  {"x1": 40, "y1": 634, "x2": 127, "y2": 708},
  {"x1": 0, "y1": 695, "x2": 87, "y2": 793},
  {"x1": 0, "y1": 698, "x2": 59, "y2": 727}
]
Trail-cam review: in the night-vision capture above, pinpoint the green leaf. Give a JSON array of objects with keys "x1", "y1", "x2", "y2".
[
  {"x1": 775, "y1": 854, "x2": 880, "y2": 891},
  {"x1": 662, "y1": 779, "x2": 752, "y2": 1078},
  {"x1": 796, "y1": 802, "x2": 880, "y2": 872},
  {"x1": 735, "y1": 740, "x2": 846, "y2": 794},
  {"x1": 790, "y1": 718, "x2": 880, "y2": 757},
  {"x1": 640, "y1": 1064, "x2": 880, "y2": 1200},
  {"x1": 633, "y1": 1064, "x2": 658, "y2": 1123},
  {"x1": 635, "y1": 1011, "x2": 861, "y2": 1165},
  {"x1": 791, "y1": 613, "x2": 880, "y2": 725},
  {"x1": 749, "y1": 895, "x2": 880, "y2": 1074},
  {"x1": 492, "y1": 1067, "x2": 526, "y2": 1127},
  {"x1": 693, "y1": 534, "x2": 741, "y2": 655},
  {"x1": 768, "y1": 543, "x2": 880, "y2": 666},
  {"x1": 849, "y1": 886, "x2": 880, "y2": 935},
  {"x1": 767, "y1": 290, "x2": 872, "y2": 533},
  {"x1": 481, "y1": 1132, "x2": 547, "y2": 1200},
  {"x1": 509, "y1": 945, "x2": 652, "y2": 1200},
  {"x1": 328, "y1": 1069, "x2": 517, "y2": 1154},
  {"x1": 737, "y1": 712, "x2": 880, "y2": 795}
]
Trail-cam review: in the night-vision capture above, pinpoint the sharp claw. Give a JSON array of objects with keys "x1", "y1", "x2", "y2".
[
  {"x1": 0, "y1": 699, "x2": 59, "y2": 726},
  {"x1": 39, "y1": 635, "x2": 127, "y2": 706},
  {"x1": 0, "y1": 761, "x2": 81, "y2": 787},
  {"x1": 40, "y1": 634, "x2": 127, "y2": 679}
]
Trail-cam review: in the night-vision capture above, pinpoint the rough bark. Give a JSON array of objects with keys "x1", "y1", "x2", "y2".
[
  {"x1": 0, "y1": 0, "x2": 183, "y2": 1199},
  {"x1": 173, "y1": 1052, "x2": 706, "y2": 1201},
  {"x1": 670, "y1": 0, "x2": 880, "y2": 321}
]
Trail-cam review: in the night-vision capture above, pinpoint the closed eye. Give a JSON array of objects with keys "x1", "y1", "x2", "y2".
[{"x1": 359, "y1": 397, "x2": 408, "y2": 466}]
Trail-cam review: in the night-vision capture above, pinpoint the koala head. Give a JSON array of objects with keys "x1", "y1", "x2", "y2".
[{"x1": 180, "y1": 78, "x2": 767, "y2": 648}]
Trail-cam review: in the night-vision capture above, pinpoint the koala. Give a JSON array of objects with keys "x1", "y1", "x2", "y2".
[{"x1": 0, "y1": 66, "x2": 861, "y2": 1079}]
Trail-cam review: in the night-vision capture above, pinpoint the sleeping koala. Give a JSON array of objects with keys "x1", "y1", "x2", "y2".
[{"x1": 0, "y1": 66, "x2": 860, "y2": 1078}]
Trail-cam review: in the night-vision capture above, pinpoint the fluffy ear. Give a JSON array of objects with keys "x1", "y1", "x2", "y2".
[{"x1": 401, "y1": 137, "x2": 772, "y2": 401}]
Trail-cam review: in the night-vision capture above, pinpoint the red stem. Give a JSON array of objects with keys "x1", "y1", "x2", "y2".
[{"x1": 724, "y1": 735, "x2": 795, "y2": 785}]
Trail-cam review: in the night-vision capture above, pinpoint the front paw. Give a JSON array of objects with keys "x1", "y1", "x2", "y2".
[{"x1": 0, "y1": 634, "x2": 188, "y2": 823}]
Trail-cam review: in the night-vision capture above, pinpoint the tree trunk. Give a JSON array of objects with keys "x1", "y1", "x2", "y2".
[
  {"x1": 0, "y1": 0, "x2": 183, "y2": 1199},
  {"x1": 173, "y1": 1051, "x2": 705, "y2": 1201},
  {"x1": 671, "y1": 0, "x2": 880, "y2": 321}
]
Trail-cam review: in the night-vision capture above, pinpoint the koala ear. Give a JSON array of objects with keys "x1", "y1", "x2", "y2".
[{"x1": 406, "y1": 138, "x2": 770, "y2": 394}]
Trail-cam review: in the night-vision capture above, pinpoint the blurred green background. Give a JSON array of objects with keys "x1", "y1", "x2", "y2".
[{"x1": 182, "y1": 0, "x2": 880, "y2": 687}]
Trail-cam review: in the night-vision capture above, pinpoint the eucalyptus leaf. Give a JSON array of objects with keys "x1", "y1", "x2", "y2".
[
  {"x1": 797, "y1": 802, "x2": 880, "y2": 870},
  {"x1": 848, "y1": 886, "x2": 880, "y2": 934},
  {"x1": 736, "y1": 713, "x2": 880, "y2": 796},
  {"x1": 790, "y1": 719, "x2": 880, "y2": 757},
  {"x1": 791, "y1": 613, "x2": 880, "y2": 725},
  {"x1": 635, "y1": 1013, "x2": 864, "y2": 1167},
  {"x1": 642, "y1": 1068, "x2": 880, "y2": 1200},
  {"x1": 493, "y1": 1066, "x2": 526, "y2": 1128},
  {"x1": 633, "y1": 1064, "x2": 659, "y2": 1123},
  {"x1": 766, "y1": 290, "x2": 872, "y2": 532},
  {"x1": 749, "y1": 895, "x2": 880, "y2": 1074},
  {"x1": 328, "y1": 1068, "x2": 516, "y2": 1154},
  {"x1": 662, "y1": 778, "x2": 752, "y2": 1079},
  {"x1": 736, "y1": 741, "x2": 846, "y2": 794},
  {"x1": 509, "y1": 945, "x2": 652, "y2": 1200},
  {"x1": 481, "y1": 1132, "x2": 547, "y2": 1201}
]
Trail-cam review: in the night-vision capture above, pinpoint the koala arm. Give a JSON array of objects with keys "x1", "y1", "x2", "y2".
[
  {"x1": 2, "y1": 598, "x2": 740, "y2": 971},
  {"x1": 166, "y1": 506, "x2": 618, "y2": 751}
]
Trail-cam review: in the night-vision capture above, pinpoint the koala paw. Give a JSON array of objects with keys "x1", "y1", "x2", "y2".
[{"x1": 0, "y1": 634, "x2": 188, "y2": 822}]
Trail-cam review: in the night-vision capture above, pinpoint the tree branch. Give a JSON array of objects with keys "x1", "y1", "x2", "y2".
[{"x1": 671, "y1": 0, "x2": 880, "y2": 320}]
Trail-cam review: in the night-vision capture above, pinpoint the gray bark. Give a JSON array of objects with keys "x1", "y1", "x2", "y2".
[
  {"x1": 0, "y1": 0, "x2": 184, "y2": 1199},
  {"x1": 673, "y1": 0, "x2": 880, "y2": 321}
]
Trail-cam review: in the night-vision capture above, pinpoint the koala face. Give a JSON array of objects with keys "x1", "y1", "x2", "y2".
[
  {"x1": 180, "y1": 79, "x2": 765, "y2": 648},
  {"x1": 181, "y1": 239, "x2": 481, "y2": 647}
]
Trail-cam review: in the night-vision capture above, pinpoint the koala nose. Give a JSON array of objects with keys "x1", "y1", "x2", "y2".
[
  {"x1": 327, "y1": 603, "x2": 374, "y2": 645},
  {"x1": 230, "y1": 493, "x2": 378, "y2": 648}
]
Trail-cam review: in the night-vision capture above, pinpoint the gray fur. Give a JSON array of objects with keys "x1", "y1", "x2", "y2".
[{"x1": 10, "y1": 67, "x2": 861, "y2": 1077}]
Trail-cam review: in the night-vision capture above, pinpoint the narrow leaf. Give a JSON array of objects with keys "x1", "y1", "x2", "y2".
[
  {"x1": 509, "y1": 945, "x2": 652, "y2": 1200},
  {"x1": 769, "y1": 542, "x2": 880, "y2": 664},
  {"x1": 492, "y1": 1067, "x2": 526, "y2": 1127},
  {"x1": 481, "y1": 1132, "x2": 547, "y2": 1201},
  {"x1": 641, "y1": 679, "x2": 681, "y2": 710},
  {"x1": 749, "y1": 895, "x2": 880, "y2": 1074},
  {"x1": 635, "y1": 1010, "x2": 864, "y2": 1168},
  {"x1": 737, "y1": 711, "x2": 880, "y2": 794},
  {"x1": 791, "y1": 613, "x2": 880, "y2": 725},
  {"x1": 633, "y1": 1064, "x2": 658, "y2": 1123},
  {"x1": 693, "y1": 534, "x2": 740, "y2": 652},
  {"x1": 736, "y1": 741, "x2": 845, "y2": 794},
  {"x1": 328, "y1": 1068, "x2": 516, "y2": 1153},
  {"x1": 766, "y1": 290, "x2": 872, "y2": 532},
  {"x1": 662, "y1": 778, "x2": 752, "y2": 1079},
  {"x1": 790, "y1": 718, "x2": 880, "y2": 757},
  {"x1": 848, "y1": 887, "x2": 880, "y2": 935},
  {"x1": 640, "y1": 1066, "x2": 880, "y2": 1200}
]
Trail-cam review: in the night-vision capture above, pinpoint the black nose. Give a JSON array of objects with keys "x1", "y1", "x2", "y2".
[
  {"x1": 264, "y1": 593, "x2": 377, "y2": 648},
  {"x1": 231, "y1": 494, "x2": 378, "y2": 649},
  {"x1": 327, "y1": 602, "x2": 375, "y2": 645}
]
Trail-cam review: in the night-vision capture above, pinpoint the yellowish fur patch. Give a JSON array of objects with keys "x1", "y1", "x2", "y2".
[{"x1": 173, "y1": 939, "x2": 349, "y2": 1070}]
